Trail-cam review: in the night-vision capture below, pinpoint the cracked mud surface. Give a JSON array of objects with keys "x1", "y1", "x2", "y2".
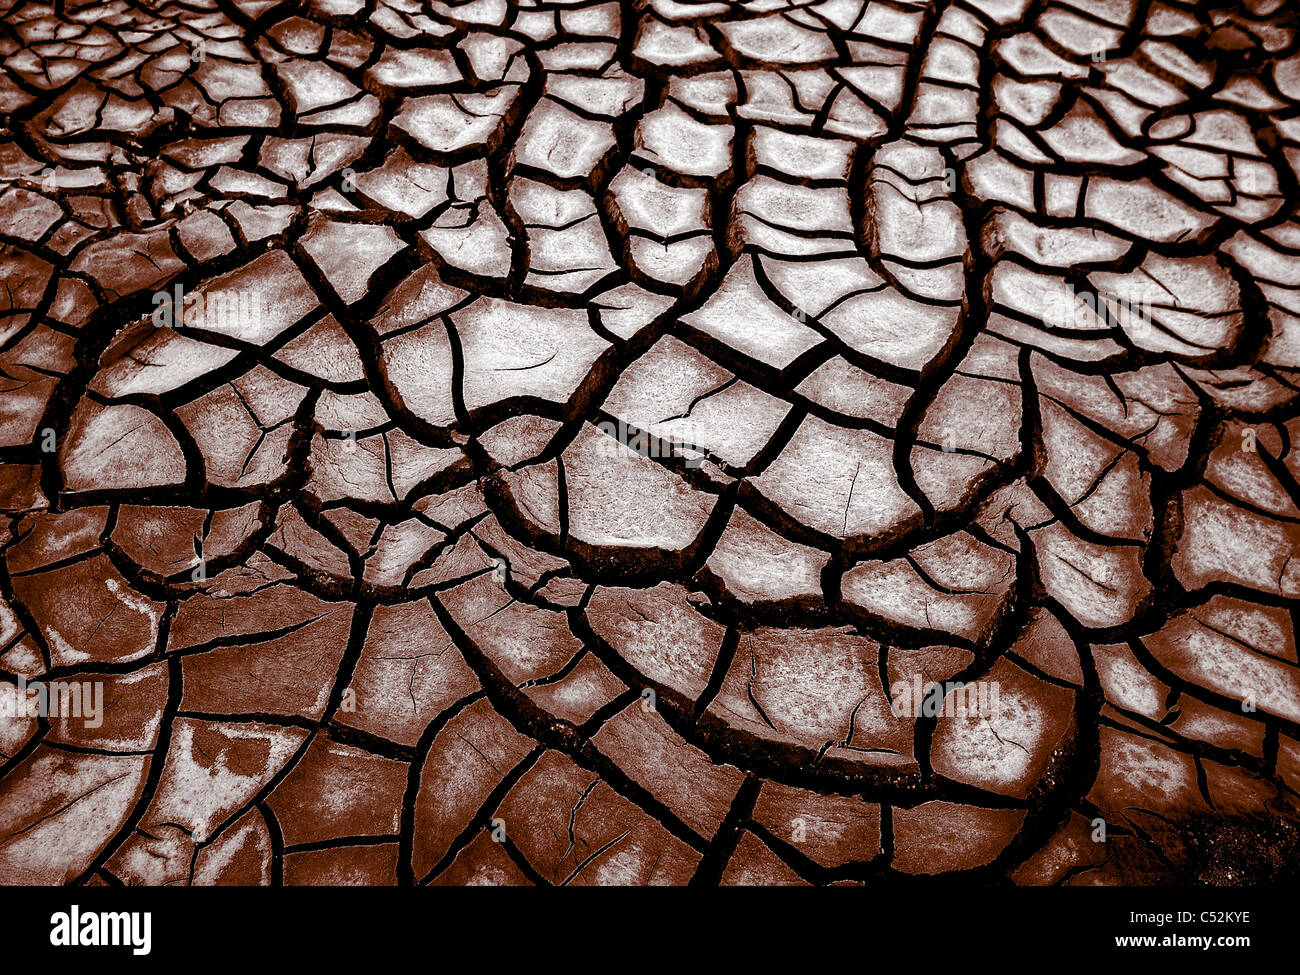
[{"x1": 2, "y1": 0, "x2": 1300, "y2": 887}]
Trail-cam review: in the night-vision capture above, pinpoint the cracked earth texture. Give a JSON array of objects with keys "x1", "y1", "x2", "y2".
[{"x1": 1, "y1": 0, "x2": 1300, "y2": 888}]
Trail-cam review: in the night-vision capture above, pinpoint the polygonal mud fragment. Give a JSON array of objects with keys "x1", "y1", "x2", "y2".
[
  {"x1": 1011, "y1": 811, "x2": 1108, "y2": 885},
  {"x1": 451, "y1": 297, "x2": 611, "y2": 420},
  {"x1": 702, "y1": 507, "x2": 829, "y2": 611},
  {"x1": 585, "y1": 583, "x2": 724, "y2": 703},
  {"x1": 429, "y1": 830, "x2": 533, "y2": 887},
  {"x1": 552, "y1": 423, "x2": 719, "y2": 576},
  {"x1": 679, "y1": 255, "x2": 822, "y2": 371},
  {"x1": 352, "y1": 148, "x2": 450, "y2": 219},
  {"x1": 842, "y1": 530, "x2": 1017, "y2": 646},
  {"x1": 46, "y1": 662, "x2": 169, "y2": 753},
  {"x1": 11, "y1": 553, "x2": 163, "y2": 667},
  {"x1": 441, "y1": 572, "x2": 582, "y2": 685},
  {"x1": 338, "y1": 600, "x2": 481, "y2": 748},
  {"x1": 523, "y1": 651, "x2": 626, "y2": 726},
  {"x1": 751, "y1": 781, "x2": 882, "y2": 869},
  {"x1": 1029, "y1": 522, "x2": 1152, "y2": 630},
  {"x1": 412, "y1": 699, "x2": 536, "y2": 878},
  {"x1": 720, "y1": 832, "x2": 809, "y2": 886},
  {"x1": 600, "y1": 335, "x2": 791, "y2": 470},
  {"x1": 175, "y1": 590, "x2": 354, "y2": 719},
  {"x1": 0, "y1": 748, "x2": 149, "y2": 884},
  {"x1": 60, "y1": 401, "x2": 186, "y2": 494},
  {"x1": 750, "y1": 414, "x2": 921, "y2": 552},
  {"x1": 285, "y1": 844, "x2": 401, "y2": 886},
  {"x1": 1143, "y1": 600, "x2": 1300, "y2": 724},
  {"x1": 497, "y1": 750, "x2": 699, "y2": 885},
  {"x1": 703, "y1": 626, "x2": 913, "y2": 767},
  {"x1": 892, "y1": 802, "x2": 1025, "y2": 875},
  {"x1": 392, "y1": 88, "x2": 521, "y2": 160},
  {"x1": 510, "y1": 179, "x2": 621, "y2": 296},
  {"x1": 511, "y1": 99, "x2": 617, "y2": 186},
  {"x1": 929, "y1": 656, "x2": 1076, "y2": 799},
  {"x1": 267, "y1": 736, "x2": 407, "y2": 847},
  {"x1": 145, "y1": 719, "x2": 311, "y2": 844},
  {"x1": 300, "y1": 216, "x2": 408, "y2": 305},
  {"x1": 192, "y1": 809, "x2": 273, "y2": 886},
  {"x1": 1087, "y1": 726, "x2": 1211, "y2": 863},
  {"x1": 178, "y1": 369, "x2": 309, "y2": 490},
  {"x1": 592, "y1": 704, "x2": 744, "y2": 840}
]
